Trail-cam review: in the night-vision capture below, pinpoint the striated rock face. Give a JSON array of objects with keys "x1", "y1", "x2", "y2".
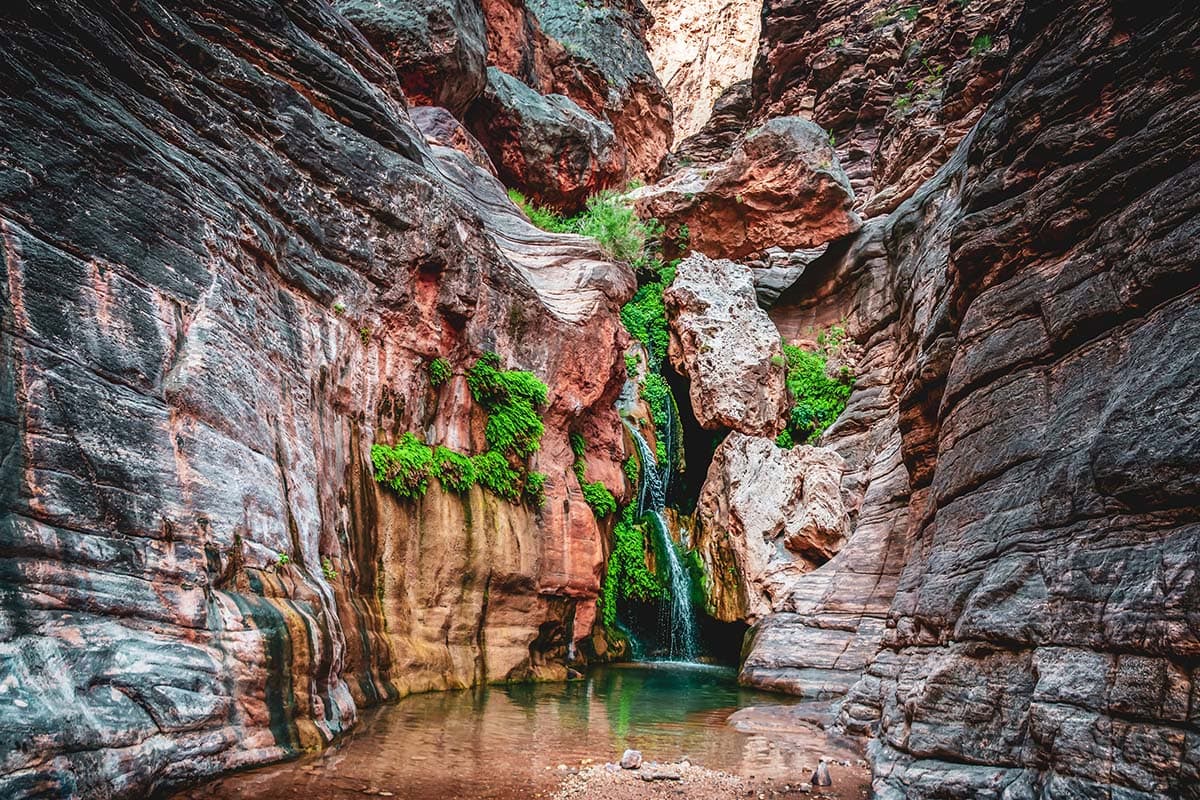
[
  {"x1": 480, "y1": 0, "x2": 672, "y2": 189},
  {"x1": 466, "y1": 68, "x2": 624, "y2": 211},
  {"x1": 694, "y1": 435, "x2": 848, "y2": 623},
  {"x1": 663, "y1": 254, "x2": 787, "y2": 437},
  {"x1": 642, "y1": 0, "x2": 761, "y2": 139},
  {"x1": 0, "y1": 1, "x2": 634, "y2": 796},
  {"x1": 632, "y1": 117, "x2": 861, "y2": 259},
  {"x1": 752, "y1": 0, "x2": 1020, "y2": 216},
  {"x1": 336, "y1": 0, "x2": 488, "y2": 116},
  {"x1": 732, "y1": 1, "x2": 1200, "y2": 797}
]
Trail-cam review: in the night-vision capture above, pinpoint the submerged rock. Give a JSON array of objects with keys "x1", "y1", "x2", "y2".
[
  {"x1": 631, "y1": 117, "x2": 860, "y2": 259},
  {"x1": 663, "y1": 254, "x2": 788, "y2": 436}
]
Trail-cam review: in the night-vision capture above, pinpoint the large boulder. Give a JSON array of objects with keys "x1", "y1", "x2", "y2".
[
  {"x1": 465, "y1": 67, "x2": 625, "y2": 211},
  {"x1": 337, "y1": 0, "x2": 488, "y2": 115},
  {"x1": 631, "y1": 117, "x2": 861, "y2": 259},
  {"x1": 694, "y1": 434, "x2": 849, "y2": 622},
  {"x1": 663, "y1": 253, "x2": 788, "y2": 436}
]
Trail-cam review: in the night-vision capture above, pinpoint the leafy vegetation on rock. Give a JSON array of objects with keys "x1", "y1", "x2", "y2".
[
  {"x1": 600, "y1": 506, "x2": 668, "y2": 626},
  {"x1": 427, "y1": 356, "x2": 451, "y2": 387},
  {"x1": 431, "y1": 446, "x2": 476, "y2": 494},
  {"x1": 471, "y1": 449, "x2": 521, "y2": 501},
  {"x1": 777, "y1": 326, "x2": 854, "y2": 447},
  {"x1": 371, "y1": 432, "x2": 434, "y2": 499}
]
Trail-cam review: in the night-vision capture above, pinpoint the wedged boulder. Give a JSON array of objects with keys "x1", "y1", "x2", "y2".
[
  {"x1": 337, "y1": 0, "x2": 487, "y2": 115},
  {"x1": 663, "y1": 253, "x2": 788, "y2": 436},
  {"x1": 410, "y1": 106, "x2": 497, "y2": 176},
  {"x1": 466, "y1": 67, "x2": 624, "y2": 212},
  {"x1": 694, "y1": 434, "x2": 849, "y2": 622},
  {"x1": 631, "y1": 117, "x2": 860, "y2": 259},
  {"x1": 666, "y1": 80, "x2": 753, "y2": 169},
  {"x1": 480, "y1": 0, "x2": 673, "y2": 180}
]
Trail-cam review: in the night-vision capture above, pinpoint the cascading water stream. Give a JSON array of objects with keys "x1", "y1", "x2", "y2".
[{"x1": 622, "y1": 418, "x2": 699, "y2": 661}]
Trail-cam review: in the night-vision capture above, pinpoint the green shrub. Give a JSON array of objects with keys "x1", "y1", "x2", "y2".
[
  {"x1": 321, "y1": 556, "x2": 338, "y2": 581},
  {"x1": 431, "y1": 446, "x2": 476, "y2": 493},
  {"x1": 775, "y1": 429, "x2": 795, "y2": 449},
  {"x1": 582, "y1": 480, "x2": 618, "y2": 517},
  {"x1": 508, "y1": 188, "x2": 569, "y2": 232},
  {"x1": 779, "y1": 339, "x2": 854, "y2": 445},
  {"x1": 371, "y1": 433, "x2": 434, "y2": 499},
  {"x1": 570, "y1": 191, "x2": 660, "y2": 264},
  {"x1": 471, "y1": 450, "x2": 521, "y2": 501},
  {"x1": 525, "y1": 471, "x2": 547, "y2": 507},
  {"x1": 427, "y1": 357, "x2": 451, "y2": 387}
]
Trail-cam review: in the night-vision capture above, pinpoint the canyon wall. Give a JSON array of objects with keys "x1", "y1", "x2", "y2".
[
  {"x1": 0, "y1": 1, "x2": 646, "y2": 796},
  {"x1": 720, "y1": 0, "x2": 1200, "y2": 797}
]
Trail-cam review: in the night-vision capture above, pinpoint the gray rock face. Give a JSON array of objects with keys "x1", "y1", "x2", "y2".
[
  {"x1": 0, "y1": 2, "x2": 635, "y2": 797},
  {"x1": 466, "y1": 67, "x2": 625, "y2": 211},
  {"x1": 743, "y1": 1, "x2": 1200, "y2": 798},
  {"x1": 663, "y1": 254, "x2": 788, "y2": 436},
  {"x1": 337, "y1": 0, "x2": 488, "y2": 115}
]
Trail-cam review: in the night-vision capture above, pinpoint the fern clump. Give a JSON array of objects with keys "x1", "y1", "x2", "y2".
[
  {"x1": 427, "y1": 357, "x2": 451, "y2": 387},
  {"x1": 524, "y1": 471, "x2": 547, "y2": 507},
  {"x1": 467, "y1": 355, "x2": 548, "y2": 458},
  {"x1": 599, "y1": 507, "x2": 668, "y2": 626},
  {"x1": 582, "y1": 481, "x2": 618, "y2": 517},
  {"x1": 777, "y1": 327, "x2": 854, "y2": 447},
  {"x1": 472, "y1": 450, "x2": 521, "y2": 501},
  {"x1": 431, "y1": 446, "x2": 476, "y2": 493},
  {"x1": 371, "y1": 433, "x2": 434, "y2": 499}
]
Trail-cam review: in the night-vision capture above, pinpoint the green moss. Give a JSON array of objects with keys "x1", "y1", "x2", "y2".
[
  {"x1": 778, "y1": 330, "x2": 854, "y2": 446},
  {"x1": 622, "y1": 455, "x2": 640, "y2": 488},
  {"x1": 427, "y1": 357, "x2": 451, "y2": 387},
  {"x1": 431, "y1": 446, "x2": 476, "y2": 493},
  {"x1": 472, "y1": 450, "x2": 521, "y2": 501},
  {"x1": 639, "y1": 373, "x2": 672, "y2": 429},
  {"x1": 371, "y1": 433, "x2": 434, "y2": 499},
  {"x1": 599, "y1": 507, "x2": 668, "y2": 627}
]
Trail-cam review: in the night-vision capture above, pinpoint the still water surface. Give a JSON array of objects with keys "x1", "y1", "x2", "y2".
[{"x1": 173, "y1": 662, "x2": 853, "y2": 800}]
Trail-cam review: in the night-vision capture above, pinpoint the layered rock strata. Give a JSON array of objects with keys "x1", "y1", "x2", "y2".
[
  {"x1": 0, "y1": 1, "x2": 633, "y2": 796},
  {"x1": 642, "y1": 0, "x2": 761, "y2": 139},
  {"x1": 730, "y1": 1, "x2": 1200, "y2": 798}
]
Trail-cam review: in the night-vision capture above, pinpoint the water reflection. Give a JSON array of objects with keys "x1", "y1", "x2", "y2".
[{"x1": 171, "y1": 663, "x2": 858, "y2": 800}]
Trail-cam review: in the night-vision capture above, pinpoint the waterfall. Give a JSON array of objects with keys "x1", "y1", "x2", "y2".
[{"x1": 622, "y1": 420, "x2": 699, "y2": 661}]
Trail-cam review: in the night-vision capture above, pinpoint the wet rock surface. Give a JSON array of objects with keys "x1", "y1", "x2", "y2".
[
  {"x1": 0, "y1": 1, "x2": 633, "y2": 796},
  {"x1": 662, "y1": 254, "x2": 788, "y2": 436},
  {"x1": 632, "y1": 117, "x2": 860, "y2": 259}
]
